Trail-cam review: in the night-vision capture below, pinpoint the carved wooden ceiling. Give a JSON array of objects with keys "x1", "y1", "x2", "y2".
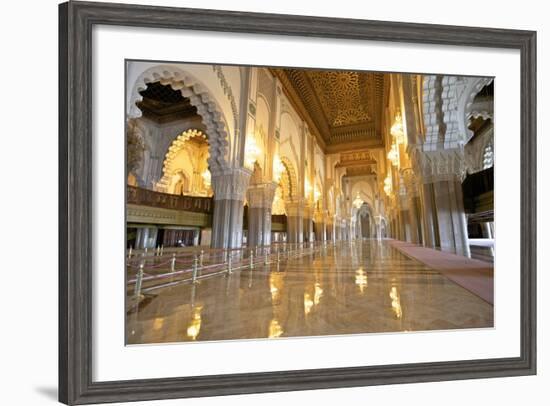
[
  {"x1": 273, "y1": 68, "x2": 389, "y2": 151},
  {"x1": 137, "y1": 81, "x2": 199, "y2": 124}
]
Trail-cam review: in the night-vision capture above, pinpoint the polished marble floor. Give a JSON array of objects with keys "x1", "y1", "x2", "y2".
[{"x1": 126, "y1": 240, "x2": 494, "y2": 344}]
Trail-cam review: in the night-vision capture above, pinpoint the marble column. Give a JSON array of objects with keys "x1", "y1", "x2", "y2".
[
  {"x1": 303, "y1": 205, "x2": 314, "y2": 242},
  {"x1": 314, "y1": 220, "x2": 326, "y2": 242},
  {"x1": 141, "y1": 227, "x2": 150, "y2": 249},
  {"x1": 246, "y1": 182, "x2": 277, "y2": 247},
  {"x1": 419, "y1": 182, "x2": 437, "y2": 248},
  {"x1": 211, "y1": 168, "x2": 252, "y2": 249},
  {"x1": 407, "y1": 196, "x2": 422, "y2": 244},
  {"x1": 325, "y1": 221, "x2": 333, "y2": 241},
  {"x1": 286, "y1": 201, "x2": 304, "y2": 243},
  {"x1": 432, "y1": 179, "x2": 470, "y2": 257},
  {"x1": 149, "y1": 227, "x2": 158, "y2": 248},
  {"x1": 401, "y1": 170, "x2": 423, "y2": 244},
  {"x1": 398, "y1": 203, "x2": 410, "y2": 243},
  {"x1": 334, "y1": 217, "x2": 342, "y2": 241},
  {"x1": 134, "y1": 228, "x2": 143, "y2": 249}
]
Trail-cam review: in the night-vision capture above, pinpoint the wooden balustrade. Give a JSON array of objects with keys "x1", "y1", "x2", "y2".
[{"x1": 127, "y1": 185, "x2": 213, "y2": 214}]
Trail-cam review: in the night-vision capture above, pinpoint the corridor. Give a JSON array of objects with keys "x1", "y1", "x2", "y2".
[{"x1": 126, "y1": 240, "x2": 493, "y2": 344}]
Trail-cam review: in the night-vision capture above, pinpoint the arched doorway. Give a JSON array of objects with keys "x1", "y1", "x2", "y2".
[
  {"x1": 127, "y1": 64, "x2": 231, "y2": 176},
  {"x1": 156, "y1": 129, "x2": 212, "y2": 197}
]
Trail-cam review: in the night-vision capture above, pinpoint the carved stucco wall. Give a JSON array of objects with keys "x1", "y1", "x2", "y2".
[{"x1": 254, "y1": 95, "x2": 271, "y2": 180}]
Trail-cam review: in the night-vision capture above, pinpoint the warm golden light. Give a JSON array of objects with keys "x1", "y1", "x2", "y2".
[
  {"x1": 153, "y1": 317, "x2": 164, "y2": 331},
  {"x1": 268, "y1": 319, "x2": 283, "y2": 338},
  {"x1": 305, "y1": 178, "x2": 312, "y2": 198},
  {"x1": 186, "y1": 305, "x2": 203, "y2": 340},
  {"x1": 273, "y1": 154, "x2": 284, "y2": 183},
  {"x1": 314, "y1": 283, "x2": 323, "y2": 305},
  {"x1": 353, "y1": 193, "x2": 364, "y2": 209},
  {"x1": 313, "y1": 184, "x2": 321, "y2": 203},
  {"x1": 383, "y1": 174, "x2": 393, "y2": 196},
  {"x1": 355, "y1": 267, "x2": 368, "y2": 293},
  {"x1": 270, "y1": 273, "x2": 282, "y2": 303},
  {"x1": 201, "y1": 168, "x2": 211, "y2": 188},
  {"x1": 304, "y1": 293, "x2": 314, "y2": 315},
  {"x1": 391, "y1": 111, "x2": 405, "y2": 144},
  {"x1": 389, "y1": 286, "x2": 402, "y2": 319},
  {"x1": 244, "y1": 135, "x2": 261, "y2": 169},
  {"x1": 387, "y1": 142, "x2": 399, "y2": 167},
  {"x1": 271, "y1": 185, "x2": 286, "y2": 215}
]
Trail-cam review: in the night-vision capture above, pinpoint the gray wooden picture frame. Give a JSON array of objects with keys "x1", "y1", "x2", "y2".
[{"x1": 59, "y1": 1, "x2": 537, "y2": 404}]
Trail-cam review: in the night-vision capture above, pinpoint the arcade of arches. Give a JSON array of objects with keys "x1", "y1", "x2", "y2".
[{"x1": 126, "y1": 62, "x2": 494, "y2": 343}]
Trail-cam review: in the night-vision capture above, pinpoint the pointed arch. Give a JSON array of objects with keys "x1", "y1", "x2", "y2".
[
  {"x1": 156, "y1": 129, "x2": 210, "y2": 195},
  {"x1": 127, "y1": 64, "x2": 230, "y2": 176},
  {"x1": 279, "y1": 156, "x2": 299, "y2": 202}
]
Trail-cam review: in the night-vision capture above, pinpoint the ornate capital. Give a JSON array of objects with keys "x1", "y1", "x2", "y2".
[
  {"x1": 401, "y1": 168, "x2": 420, "y2": 198},
  {"x1": 211, "y1": 167, "x2": 252, "y2": 201},
  {"x1": 246, "y1": 182, "x2": 278, "y2": 208},
  {"x1": 412, "y1": 148, "x2": 466, "y2": 184}
]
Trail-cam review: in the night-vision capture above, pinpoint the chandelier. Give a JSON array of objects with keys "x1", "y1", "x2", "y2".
[
  {"x1": 391, "y1": 111, "x2": 405, "y2": 144},
  {"x1": 353, "y1": 193, "x2": 364, "y2": 209},
  {"x1": 273, "y1": 154, "x2": 284, "y2": 182},
  {"x1": 305, "y1": 178, "x2": 312, "y2": 198},
  {"x1": 313, "y1": 184, "x2": 321, "y2": 203},
  {"x1": 387, "y1": 142, "x2": 399, "y2": 166},
  {"x1": 244, "y1": 135, "x2": 261, "y2": 169},
  {"x1": 383, "y1": 173, "x2": 392, "y2": 196}
]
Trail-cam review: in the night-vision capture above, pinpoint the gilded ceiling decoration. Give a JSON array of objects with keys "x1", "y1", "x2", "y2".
[
  {"x1": 272, "y1": 68, "x2": 389, "y2": 149},
  {"x1": 307, "y1": 71, "x2": 372, "y2": 127}
]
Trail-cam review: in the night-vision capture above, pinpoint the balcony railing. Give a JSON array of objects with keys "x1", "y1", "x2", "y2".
[{"x1": 127, "y1": 185, "x2": 213, "y2": 214}]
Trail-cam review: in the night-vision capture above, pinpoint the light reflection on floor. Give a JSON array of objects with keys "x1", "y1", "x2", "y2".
[{"x1": 126, "y1": 240, "x2": 493, "y2": 344}]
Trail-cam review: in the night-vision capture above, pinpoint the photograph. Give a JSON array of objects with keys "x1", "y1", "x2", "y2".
[{"x1": 125, "y1": 61, "x2": 495, "y2": 344}]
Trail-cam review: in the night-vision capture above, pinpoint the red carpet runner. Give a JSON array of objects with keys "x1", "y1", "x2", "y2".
[{"x1": 388, "y1": 240, "x2": 494, "y2": 305}]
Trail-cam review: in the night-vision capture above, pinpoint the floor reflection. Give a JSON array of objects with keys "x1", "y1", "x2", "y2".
[{"x1": 126, "y1": 240, "x2": 494, "y2": 344}]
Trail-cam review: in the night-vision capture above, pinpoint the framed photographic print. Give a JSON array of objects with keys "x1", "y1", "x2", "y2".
[{"x1": 59, "y1": 1, "x2": 537, "y2": 404}]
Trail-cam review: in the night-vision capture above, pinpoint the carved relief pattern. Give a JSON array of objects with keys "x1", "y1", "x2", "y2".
[
  {"x1": 126, "y1": 118, "x2": 146, "y2": 176},
  {"x1": 279, "y1": 156, "x2": 299, "y2": 202},
  {"x1": 212, "y1": 65, "x2": 239, "y2": 129},
  {"x1": 401, "y1": 168, "x2": 419, "y2": 197},
  {"x1": 412, "y1": 148, "x2": 466, "y2": 184}
]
